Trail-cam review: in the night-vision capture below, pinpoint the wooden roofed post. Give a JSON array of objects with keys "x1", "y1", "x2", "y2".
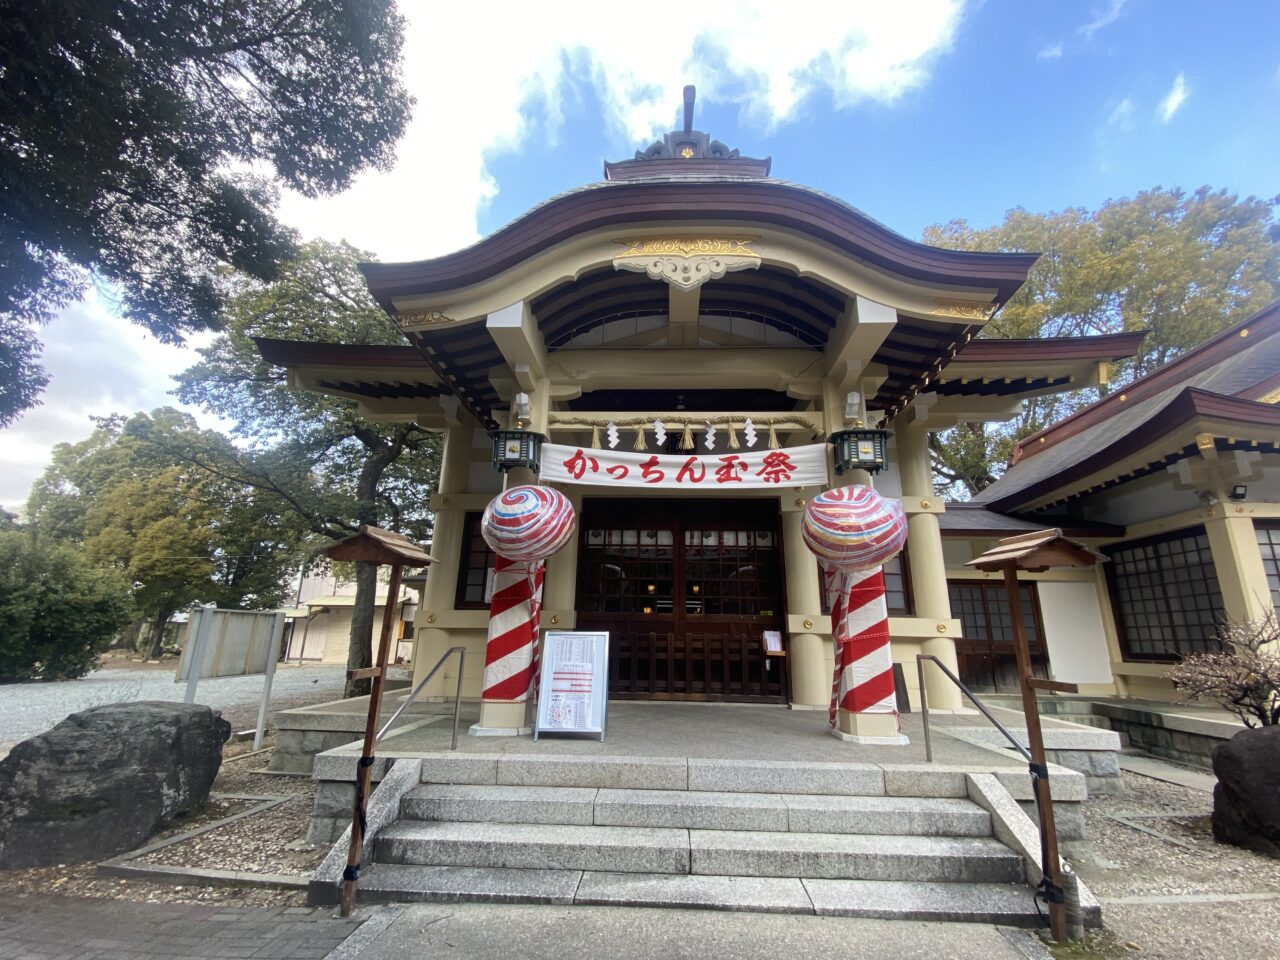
[
  {"x1": 965, "y1": 528, "x2": 1106, "y2": 944},
  {"x1": 318, "y1": 525, "x2": 435, "y2": 918}
]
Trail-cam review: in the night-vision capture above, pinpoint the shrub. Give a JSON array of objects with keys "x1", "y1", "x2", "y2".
[
  {"x1": 1168, "y1": 613, "x2": 1280, "y2": 727},
  {"x1": 0, "y1": 532, "x2": 132, "y2": 681}
]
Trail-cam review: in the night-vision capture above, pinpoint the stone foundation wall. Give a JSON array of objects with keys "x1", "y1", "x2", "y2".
[{"x1": 1089, "y1": 702, "x2": 1241, "y2": 769}]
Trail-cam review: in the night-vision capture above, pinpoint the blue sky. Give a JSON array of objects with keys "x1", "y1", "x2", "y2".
[
  {"x1": 4, "y1": 0, "x2": 1278, "y2": 509},
  {"x1": 482, "y1": 1, "x2": 1279, "y2": 243}
]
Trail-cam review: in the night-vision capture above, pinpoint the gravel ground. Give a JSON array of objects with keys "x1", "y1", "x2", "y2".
[
  {"x1": 0, "y1": 686, "x2": 335, "y2": 910},
  {"x1": 0, "y1": 661, "x2": 347, "y2": 741},
  {"x1": 1056, "y1": 767, "x2": 1280, "y2": 959}
]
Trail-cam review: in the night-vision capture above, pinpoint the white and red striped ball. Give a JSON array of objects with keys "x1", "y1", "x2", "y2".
[
  {"x1": 481, "y1": 485, "x2": 577, "y2": 561},
  {"x1": 802, "y1": 485, "x2": 907, "y2": 571}
]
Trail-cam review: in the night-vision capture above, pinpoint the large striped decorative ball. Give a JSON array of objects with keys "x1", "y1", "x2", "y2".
[
  {"x1": 802, "y1": 485, "x2": 907, "y2": 571},
  {"x1": 481, "y1": 485, "x2": 577, "y2": 561}
]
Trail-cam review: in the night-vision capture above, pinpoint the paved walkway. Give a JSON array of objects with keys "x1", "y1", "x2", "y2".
[
  {"x1": 0, "y1": 897, "x2": 362, "y2": 960},
  {"x1": 327, "y1": 903, "x2": 1052, "y2": 959},
  {"x1": 0, "y1": 897, "x2": 1053, "y2": 960},
  {"x1": 0, "y1": 665, "x2": 346, "y2": 741}
]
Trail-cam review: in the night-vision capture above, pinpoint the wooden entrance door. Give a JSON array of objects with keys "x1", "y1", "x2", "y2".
[{"x1": 576, "y1": 499, "x2": 787, "y2": 701}]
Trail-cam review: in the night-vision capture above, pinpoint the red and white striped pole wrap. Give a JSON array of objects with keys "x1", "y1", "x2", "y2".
[
  {"x1": 480, "y1": 554, "x2": 546, "y2": 701},
  {"x1": 823, "y1": 564, "x2": 895, "y2": 727},
  {"x1": 804, "y1": 486, "x2": 907, "y2": 728},
  {"x1": 479, "y1": 485, "x2": 576, "y2": 704}
]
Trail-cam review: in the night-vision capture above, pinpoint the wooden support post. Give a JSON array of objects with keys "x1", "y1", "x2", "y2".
[
  {"x1": 339, "y1": 561, "x2": 404, "y2": 917},
  {"x1": 1004, "y1": 566, "x2": 1068, "y2": 943}
]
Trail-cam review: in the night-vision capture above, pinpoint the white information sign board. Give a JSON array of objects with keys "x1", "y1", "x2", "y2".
[{"x1": 534, "y1": 631, "x2": 609, "y2": 742}]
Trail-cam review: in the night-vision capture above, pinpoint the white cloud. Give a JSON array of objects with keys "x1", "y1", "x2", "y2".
[
  {"x1": 0, "y1": 291, "x2": 226, "y2": 512},
  {"x1": 1079, "y1": 0, "x2": 1129, "y2": 40},
  {"x1": 276, "y1": 1, "x2": 966, "y2": 262},
  {"x1": 4, "y1": 2, "x2": 965, "y2": 510},
  {"x1": 1037, "y1": 42, "x2": 1064, "y2": 61},
  {"x1": 1106, "y1": 96, "x2": 1135, "y2": 130},
  {"x1": 1157, "y1": 72, "x2": 1189, "y2": 123}
]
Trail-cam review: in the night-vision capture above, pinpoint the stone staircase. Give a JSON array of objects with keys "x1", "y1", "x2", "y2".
[{"x1": 315, "y1": 754, "x2": 1070, "y2": 925}]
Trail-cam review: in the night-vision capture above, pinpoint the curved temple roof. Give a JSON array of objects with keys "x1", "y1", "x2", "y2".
[{"x1": 360, "y1": 176, "x2": 1038, "y2": 309}]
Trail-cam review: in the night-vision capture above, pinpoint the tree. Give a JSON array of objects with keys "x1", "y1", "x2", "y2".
[
  {"x1": 0, "y1": 531, "x2": 132, "y2": 682},
  {"x1": 0, "y1": 0, "x2": 412, "y2": 426},
  {"x1": 1169, "y1": 614, "x2": 1280, "y2": 728},
  {"x1": 174, "y1": 240, "x2": 439, "y2": 695},
  {"x1": 923, "y1": 187, "x2": 1280, "y2": 497},
  {"x1": 27, "y1": 409, "x2": 307, "y2": 657}
]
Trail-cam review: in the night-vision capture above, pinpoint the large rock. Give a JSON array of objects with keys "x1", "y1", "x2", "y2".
[
  {"x1": 1211, "y1": 725, "x2": 1280, "y2": 858},
  {"x1": 0, "y1": 701, "x2": 231, "y2": 868}
]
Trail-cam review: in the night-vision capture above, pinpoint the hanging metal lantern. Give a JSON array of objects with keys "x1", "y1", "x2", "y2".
[
  {"x1": 490, "y1": 429, "x2": 546, "y2": 473},
  {"x1": 829, "y1": 427, "x2": 890, "y2": 475}
]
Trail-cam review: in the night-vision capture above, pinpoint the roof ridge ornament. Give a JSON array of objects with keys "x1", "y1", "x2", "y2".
[{"x1": 603, "y1": 84, "x2": 772, "y2": 180}]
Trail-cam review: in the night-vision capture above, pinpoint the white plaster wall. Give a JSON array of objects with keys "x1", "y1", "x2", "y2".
[{"x1": 1037, "y1": 581, "x2": 1114, "y2": 684}]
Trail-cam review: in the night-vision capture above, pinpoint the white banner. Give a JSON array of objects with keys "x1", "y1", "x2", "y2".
[{"x1": 540, "y1": 442, "x2": 828, "y2": 489}]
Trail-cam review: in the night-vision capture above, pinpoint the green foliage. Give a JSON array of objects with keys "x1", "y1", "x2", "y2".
[
  {"x1": 174, "y1": 240, "x2": 439, "y2": 693},
  {"x1": 27, "y1": 408, "x2": 309, "y2": 657},
  {"x1": 0, "y1": 0, "x2": 412, "y2": 426},
  {"x1": 0, "y1": 531, "x2": 132, "y2": 681},
  {"x1": 176, "y1": 240, "x2": 439, "y2": 540},
  {"x1": 923, "y1": 187, "x2": 1280, "y2": 496}
]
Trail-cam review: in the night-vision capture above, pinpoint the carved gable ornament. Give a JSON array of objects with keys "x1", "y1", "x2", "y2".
[{"x1": 612, "y1": 237, "x2": 762, "y2": 291}]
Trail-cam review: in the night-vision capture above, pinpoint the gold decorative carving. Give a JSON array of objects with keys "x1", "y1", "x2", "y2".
[
  {"x1": 397, "y1": 309, "x2": 456, "y2": 329},
  {"x1": 617, "y1": 237, "x2": 759, "y2": 258},
  {"x1": 613, "y1": 237, "x2": 762, "y2": 291},
  {"x1": 930, "y1": 299, "x2": 997, "y2": 321}
]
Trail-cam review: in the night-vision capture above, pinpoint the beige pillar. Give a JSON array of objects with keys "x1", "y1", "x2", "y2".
[
  {"x1": 1204, "y1": 514, "x2": 1271, "y2": 623},
  {"x1": 897, "y1": 423, "x2": 962, "y2": 711},
  {"x1": 782, "y1": 508, "x2": 827, "y2": 708},
  {"x1": 414, "y1": 419, "x2": 471, "y2": 694},
  {"x1": 542, "y1": 486, "x2": 582, "y2": 629}
]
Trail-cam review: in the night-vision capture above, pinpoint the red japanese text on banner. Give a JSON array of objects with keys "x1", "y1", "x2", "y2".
[{"x1": 539, "y1": 443, "x2": 828, "y2": 489}]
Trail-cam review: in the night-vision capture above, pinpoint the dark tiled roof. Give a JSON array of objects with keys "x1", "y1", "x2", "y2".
[
  {"x1": 974, "y1": 300, "x2": 1280, "y2": 511},
  {"x1": 939, "y1": 503, "x2": 1122, "y2": 538}
]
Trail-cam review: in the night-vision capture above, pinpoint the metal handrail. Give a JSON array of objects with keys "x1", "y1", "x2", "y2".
[
  {"x1": 915, "y1": 654, "x2": 1032, "y2": 764},
  {"x1": 376, "y1": 646, "x2": 466, "y2": 751}
]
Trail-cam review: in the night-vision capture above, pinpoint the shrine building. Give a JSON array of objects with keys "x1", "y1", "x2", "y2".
[{"x1": 259, "y1": 88, "x2": 1280, "y2": 735}]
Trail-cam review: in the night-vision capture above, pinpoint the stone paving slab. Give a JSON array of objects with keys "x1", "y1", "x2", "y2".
[
  {"x1": 331, "y1": 902, "x2": 1049, "y2": 959},
  {"x1": 358, "y1": 864, "x2": 583, "y2": 904},
  {"x1": 375, "y1": 821, "x2": 691, "y2": 874},
  {"x1": 575, "y1": 872, "x2": 814, "y2": 914},
  {"x1": 802, "y1": 878, "x2": 1041, "y2": 925},
  {"x1": 687, "y1": 758, "x2": 885, "y2": 796},
  {"x1": 782, "y1": 794, "x2": 992, "y2": 836},
  {"x1": 0, "y1": 895, "x2": 363, "y2": 960},
  {"x1": 403, "y1": 783, "x2": 599, "y2": 825},
  {"x1": 688, "y1": 830, "x2": 1022, "y2": 883},
  {"x1": 1117, "y1": 754, "x2": 1217, "y2": 792},
  {"x1": 594, "y1": 788, "x2": 790, "y2": 831}
]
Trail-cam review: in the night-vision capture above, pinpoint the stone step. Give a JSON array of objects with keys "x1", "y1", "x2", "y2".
[
  {"x1": 689, "y1": 830, "x2": 1022, "y2": 883},
  {"x1": 375, "y1": 821, "x2": 690, "y2": 874},
  {"x1": 403, "y1": 784, "x2": 599, "y2": 826},
  {"x1": 416, "y1": 754, "x2": 895, "y2": 795},
  {"x1": 375, "y1": 821, "x2": 1020, "y2": 883},
  {"x1": 401, "y1": 784, "x2": 991, "y2": 836},
  {"x1": 349, "y1": 864, "x2": 1042, "y2": 925}
]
